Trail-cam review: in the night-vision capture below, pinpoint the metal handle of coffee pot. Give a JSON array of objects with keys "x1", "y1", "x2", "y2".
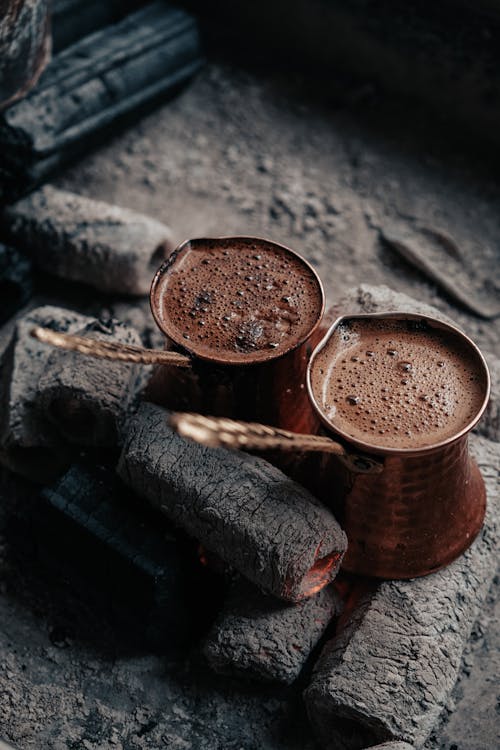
[
  {"x1": 169, "y1": 412, "x2": 383, "y2": 475},
  {"x1": 30, "y1": 326, "x2": 192, "y2": 368}
]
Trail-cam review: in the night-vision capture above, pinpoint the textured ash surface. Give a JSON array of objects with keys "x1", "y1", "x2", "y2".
[{"x1": 0, "y1": 62, "x2": 499, "y2": 749}]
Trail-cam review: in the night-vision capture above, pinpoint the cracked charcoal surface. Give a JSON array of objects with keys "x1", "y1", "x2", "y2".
[
  {"x1": 203, "y1": 580, "x2": 343, "y2": 684},
  {"x1": 304, "y1": 433, "x2": 499, "y2": 750},
  {"x1": 3, "y1": 185, "x2": 173, "y2": 295},
  {"x1": 0, "y1": 305, "x2": 93, "y2": 481},
  {"x1": 117, "y1": 402, "x2": 347, "y2": 602},
  {"x1": 37, "y1": 318, "x2": 144, "y2": 448}
]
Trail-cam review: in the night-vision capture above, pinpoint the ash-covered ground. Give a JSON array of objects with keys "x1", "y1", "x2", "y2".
[{"x1": 0, "y1": 63, "x2": 499, "y2": 749}]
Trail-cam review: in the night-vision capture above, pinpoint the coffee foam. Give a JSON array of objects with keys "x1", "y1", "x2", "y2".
[
  {"x1": 156, "y1": 238, "x2": 323, "y2": 363},
  {"x1": 310, "y1": 318, "x2": 486, "y2": 450}
]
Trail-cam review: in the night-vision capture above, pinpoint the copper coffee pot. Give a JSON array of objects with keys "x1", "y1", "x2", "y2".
[{"x1": 305, "y1": 312, "x2": 491, "y2": 579}]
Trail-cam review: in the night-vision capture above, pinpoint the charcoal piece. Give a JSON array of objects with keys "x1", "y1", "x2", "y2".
[
  {"x1": 0, "y1": 305, "x2": 92, "y2": 481},
  {"x1": 380, "y1": 225, "x2": 500, "y2": 319},
  {"x1": 4, "y1": 186, "x2": 173, "y2": 295},
  {"x1": 0, "y1": 243, "x2": 33, "y2": 324},
  {"x1": 203, "y1": 580, "x2": 343, "y2": 684},
  {"x1": 117, "y1": 403, "x2": 347, "y2": 602},
  {"x1": 0, "y1": 2, "x2": 203, "y2": 199},
  {"x1": 37, "y1": 318, "x2": 143, "y2": 447},
  {"x1": 39, "y1": 463, "x2": 197, "y2": 648},
  {"x1": 304, "y1": 433, "x2": 499, "y2": 750}
]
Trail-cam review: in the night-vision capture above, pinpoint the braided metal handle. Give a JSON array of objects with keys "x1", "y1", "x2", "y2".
[
  {"x1": 169, "y1": 412, "x2": 383, "y2": 474},
  {"x1": 30, "y1": 326, "x2": 191, "y2": 367}
]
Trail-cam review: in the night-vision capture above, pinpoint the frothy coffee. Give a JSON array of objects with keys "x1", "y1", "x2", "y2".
[
  {"x1": 153, "y1": 237, "x2": 323, "y2": 363},
  {"x1": 310, "y1": 317, "x2": 486, "y2": 450}
]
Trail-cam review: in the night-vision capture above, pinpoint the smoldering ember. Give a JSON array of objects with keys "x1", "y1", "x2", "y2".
[{"x1": 0, "y1": 3, "x2": 499, "y2": 750}]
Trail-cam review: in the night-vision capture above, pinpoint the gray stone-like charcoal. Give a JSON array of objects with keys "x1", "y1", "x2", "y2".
[
  {"x1": 0, "y1": 2, "x2": 203, "y2": 199},
  {"x1": 0, "y1": 243, "x2": 33, "y2": 325},
  {"x1": 4, "y1": 185, "x2": 173, "y2": 295},
  {"x1": 37, "y1": 318, "x2": 143, "y2": 447},
  {"x1": 203, "y1": 580, "x2": 343, "y2": 684},
  {"x1": 117, "y1": 402, "x2": 347, "y2": 602},
  {"x1": 0, "y1": 305, "x2": 91, "y2": 480},
  {"x1": 304, "y1": 433, "x2": 500, "y2": 750}
]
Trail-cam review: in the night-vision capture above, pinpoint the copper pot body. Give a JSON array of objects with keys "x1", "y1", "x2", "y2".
[
  {"x1": 0, "y1": 0, "x2": 51, "y2": 110},
  {"x1": 307, "y1": 312, "x2": 491, "y2": 579},
  {"x1": 148, "y1": 236, "x2": 325, "y2": 435}
]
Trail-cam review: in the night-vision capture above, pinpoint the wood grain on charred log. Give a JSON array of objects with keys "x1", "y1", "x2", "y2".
[
  {"x1": 117, "y1": 402, "x2": 347, "y2": 602},
  {"x1": 204, "y1": 580, "x2": 342, "y2": 684},
  {"x1": 3, "y1": 185, "x2": 173, "y2": 295},
  {"x1": 0, "y1": 1, "x2": 203, "y2": 200},
  {"x1": 304, "y1": 434, "x2": 499, "y2": 750}
]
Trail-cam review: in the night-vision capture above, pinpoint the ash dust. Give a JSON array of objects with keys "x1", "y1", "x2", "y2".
[{"x1": 1, "y1": 62, "x2": 499, "y2": 749}]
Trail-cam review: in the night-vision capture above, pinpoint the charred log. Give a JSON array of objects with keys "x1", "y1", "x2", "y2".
[
  {"x1": 203, "y1": 580, "x2": 342, "y2": 685},
  {"x1": 0, "y1": 305, "x2": 92, "y2": 481},
  {"x1": 38, "y1": 462, "x2": 199, "y2": 648},
  {"x1": 37, "y1": 318, "x2": 143, "y2": 447},
  {"x1": 304, "y1": 434, "x2": 499, "y2": 750},
  {"x1": 117, "y1": 402, "x2": 347, "y2": 602},
  {"x1": 3, "y1": 186, "x2": 173, "y2": 295},
  {"x1": 0, "y1": 2, "x2": 203, "y2": 200}
]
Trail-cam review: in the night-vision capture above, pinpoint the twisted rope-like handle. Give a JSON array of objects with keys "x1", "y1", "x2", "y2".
[
  {"x1": 30, "y1": 326, "x2": 192, "y2": 367},
  {"x1": 169, "y1": 412, "x2": 383, "y2": 474}
]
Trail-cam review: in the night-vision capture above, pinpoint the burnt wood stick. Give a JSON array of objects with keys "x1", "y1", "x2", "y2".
[
  {"x1": 0, "y1": 244, "x2": 33, "y2": 325},
  {"x1": 117, "y1": 403, "x2": 347, "y2": 602},
  {"x1": 36, "y1": 319, "x2": 143, "y2": 448},
  {"x1": 203, "y1": 580, "x2": 343, "y2": 685},
  {"x1": 0, "y1": 305, "x2": 93, "y2": 481},
  {"x1": 38, "y1": 463, "x2": 197, "y2": 648},
  {"x1": 0, "y1": 2, "x2": 203, "y2": 198},
  {"x1": 304, "y1": 434, "x2": 499, "y2": 750},
  {"x1": 3, "y1": 186, "x2": 173, "y2": 295}
]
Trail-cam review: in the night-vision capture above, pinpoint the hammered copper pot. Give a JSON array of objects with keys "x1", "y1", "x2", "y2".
[
  {"x1": 307, "y1": 312, "x2": 491, "y2": 579},
  {"x1": 148, "y1": 235, "x2": 325, "y2": 436},
  {"x1": 0, "y1": 0, "x2": 51, "y2": 110}
]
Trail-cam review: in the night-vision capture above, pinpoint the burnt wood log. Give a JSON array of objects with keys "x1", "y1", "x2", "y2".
[
  {"x1": 117, "y1": 402, "x2": 347, "y2": 602},
  {"x1": 304, "y1": 433, "x2": 499, "y2": 750},
  {"x1": 0, "y1": 2, "x2": 203, "y2": 200},
  {"x1": 37, "y1": 318, "x2": 143, "y2": 447},
  {"x1": 39, "y1": 463, "x2": 198, "y2": 648},
  {"x1": 203, "y1": 580, "x2": 343, "y2": 684},
  {"x1": 0, "y1": 0, "x2": 50, "y2": 109},
  {"x1": 0, "y1": 305, "x2": 92, "y2": 480},
  {"x1": 3, "y1": 185, "x2": 173, "y2": 295},
  {"x1": 0, "y1": 243, "x2": 32, "y2": 324}
]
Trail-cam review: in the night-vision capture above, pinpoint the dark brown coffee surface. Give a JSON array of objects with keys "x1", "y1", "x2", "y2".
[
  {"x1": 155, "y1": 238, "x2": 323, "y2": 362},
  {"x1": 310, "y1": 318, "x2": 486, "y2": 450}
]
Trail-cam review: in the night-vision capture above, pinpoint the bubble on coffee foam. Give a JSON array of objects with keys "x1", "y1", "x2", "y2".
[
  {"x1": 160, "y1": 239, "x2": 321, "y2": 361},
  {"x1": 311, "y1": 318, "x2": 485, "y2": 450}
]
